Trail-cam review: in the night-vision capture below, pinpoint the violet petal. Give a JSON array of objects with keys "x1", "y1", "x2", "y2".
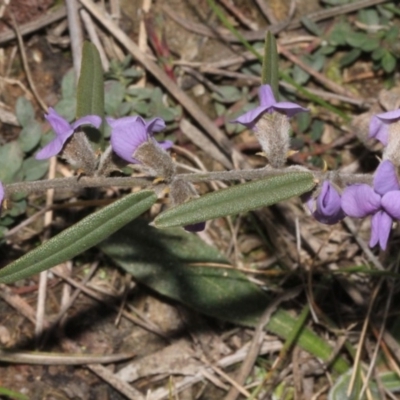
[
  {"x1": 370, "y1": 210, "x2": 392, "y2": 250},
  {"x1": 341, "y1": 184, "x2": 380, "y2": 218},
  {"x1": 145, "y1": 117, "x2": 166, "y2": 133},
  {"x1": 369, "y1": 115, "x2": 389, "y2": 145},
  {"x1": 232, "y1": 105, "x2": 270, "y2": 128},
  {"x1": 36, "y1": 136, "x2": 66, "y2": 160},
  {"x1": 158, "y1": 140, "x2": 174, "y2": 150},
  {"x1": 258, "y1": 85, "x2": 276, "y2": 108},
  {"x1": 45, "y1": 108, "x2": 71, "y2": 135},
  {"x1": 381, "y1": 191, "x2": 400, "y2": 220},
  {"x1": 71, "y1": 115, "x2": 102, "y2": 130},
  {"x1": 109, "y1": 117, "x2": 148, "y2": 163},
  {"x1": 375, "y1": 109, "x2": 400, "y2": 122},
  {"x1": 313, "y1": 181, "x2": 344, "y2": 224},
  {"x1": 373, "y1": 160, "x2": 400, "y2": 195},
  {"x1": 273, "y1": 102, "x2": 309, "y2": 117}
]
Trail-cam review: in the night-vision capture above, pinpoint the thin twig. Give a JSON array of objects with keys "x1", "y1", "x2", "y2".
[
  {"x1": 66, "y1": 0, "x2": 83, "y2": 80},
  {"x1": 3, "y1": 168, "x2": 374, "y2": 199},
  {"x1": 9, "y1": 12, "x2": 48, "y2": 112},
  {"x1": 360, "y1": 270, "x2": 396, "y2": 398},
  {"x1": 80, "y1": 9, "x2": 109, "y2": 71},
  {"x1": 224, "y1": 288, "x2": 301, "y2": 400},
  {"x1": 347, "y1": 278, "x2": 384, "y2": 396}
]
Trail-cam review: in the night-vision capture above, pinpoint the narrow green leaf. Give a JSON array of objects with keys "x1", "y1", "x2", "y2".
[
  {"x1": 0, "y1": 191, "x2": 157, "y2": 284},
  {"x1": 0, "y1": 387, "x2": 28, "y2": 400},
  {"x1": 100, "y1": 220, "x2": 349, "y2": 374},
  {"x1": 262, "y1": 32, "x2": 279, "y2": 99},
  {"x1": 155, "y1": 172, "x2": 315, "y2": 228},
  {"x1": 76, "y1": 42, "x2": 105, "y2": 138}
]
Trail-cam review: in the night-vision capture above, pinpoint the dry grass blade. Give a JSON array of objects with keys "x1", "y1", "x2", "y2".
[{"x1": 226, "y1": 288, "x2": 301, "y2": 400}]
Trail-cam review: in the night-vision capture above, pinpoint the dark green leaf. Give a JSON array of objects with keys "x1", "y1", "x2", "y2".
[
  {"x1": 346, "y1": 32, "x2": 369, "y2": 49},
  {"x1": 211, "y1": 85, "x2": 243, "y2": 104},
  {"x1": 104, "y1": 81, "x2": 125, "y2": 115},
  {"x1": 18, "y1": 121, "x2": 42, "y2": 152},
  {"x1": 382, "y1": 51, "x2": 397, "y2": 73},
  {"x1": 61, "y1": 69, "x2": 76, "y2": 99},
  {"x1": 7, "y1": 199, "x2": 26, "y2": 217},
  {"x1": 155, "y1": 172, "x2": 315, "y2": 228},
  {"x1": 301, "y1": 17, "x2": 323, "y2": 36},
  {"x1": 372, "y1": 47, "x2": 385, "y2": 60},
  {"x1": 22, "y1": 157, "x2": 49, "y2": 181},
  {"x1": 329, "y1": 21, "x2": 352, "y2": 46},
  {"x1": 55, "y1": 98, "x2": 76, "y2": 122},
  {"x1": 360, "y1": 37, "x2": 380, "y2": 52},
  {"x1": 310, "y1": 119, "x2": 324, "y2": 141},
  {"x1": 340, "y1": 48, "x2": 362, "y2": 67},
  {"x1": 0, "y1": 191, "x2": 157, "y2": 284},
  {"x1": 357, "y1": 9, "x2": 380, "y2": 26},
  {"x1": 15, "y1": 97, "x2": 35, "y2": 127},
  {"x1": 0, "y1": 141, "x2": 23, "y2": 183}
]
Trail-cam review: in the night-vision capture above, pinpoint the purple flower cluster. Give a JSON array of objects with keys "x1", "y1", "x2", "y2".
[{"x1": 311, "y1": 160, "x2": 400, "y2": 251}]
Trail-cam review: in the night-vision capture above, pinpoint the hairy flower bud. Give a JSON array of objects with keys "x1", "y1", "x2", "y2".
[
  {"x1": 134, "y1": 140, "x2": 176, "y2": 180},
  {"x1": 254, "y1": 112, "x2": 291, "y2": 168},
  {"x1": 61, "y1": 129, "x2": 98, "y2": 175}
]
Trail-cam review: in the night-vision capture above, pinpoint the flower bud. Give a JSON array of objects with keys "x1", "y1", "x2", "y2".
[{"x1": 254, "y1": 112, "x2": 291, "y2": 168}]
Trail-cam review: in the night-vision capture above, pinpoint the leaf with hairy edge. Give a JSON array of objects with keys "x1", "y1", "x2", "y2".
[
  {"x1": 155, "y1": 172, "x2": 315, "y2": 229},
  {"x1": 100, "y1": 220, "x2": 349, "y2": 374},
  {"x1": 0, "y1": 191, "x2": 157, "y2": 284},
  {"x1": 76, "y1": 42, "x2": 105, "y2": 141}
]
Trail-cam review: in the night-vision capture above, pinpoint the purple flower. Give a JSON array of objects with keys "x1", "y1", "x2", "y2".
[
  {"x1": 369, "y1": 109, "x2": 400, "y2": 145},
  {"x1": 308, "y1": 181, "x2": 345, "y2": 225},
  {"x1": 233, "y1": 84, "x2": 308, "y2": 129},
  {"x1": 341, "y1": 160, "x2": 400, "y2": 250},
  {"x1": 107, "y1": 116, "x2": 173, "y2": 163},
  {"x1": 36, "y1": 108, "x2": 102, "y2": 160}
]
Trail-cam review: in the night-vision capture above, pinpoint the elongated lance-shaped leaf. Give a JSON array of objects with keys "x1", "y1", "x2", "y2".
[
  {"x1": 155, "y1": 172, "x2": 315, "y2": 228},
  {"x1": 262, "y1": 32, "x2": 279, "y2": 99},
  {"x1": 76, "y1": 42, "x2": 105, "y2": 140},
  {"x1": 0, "y1": 191, "x2": 157, "y2": 284}
]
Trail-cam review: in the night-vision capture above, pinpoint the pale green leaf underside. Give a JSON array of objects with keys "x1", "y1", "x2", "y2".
[
  {"x1": 155, "y1": 172, "x2": 315, "y2": 228},
  {"x1": 0, "y1": 191, "x2": 157, "y2": 284}
]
